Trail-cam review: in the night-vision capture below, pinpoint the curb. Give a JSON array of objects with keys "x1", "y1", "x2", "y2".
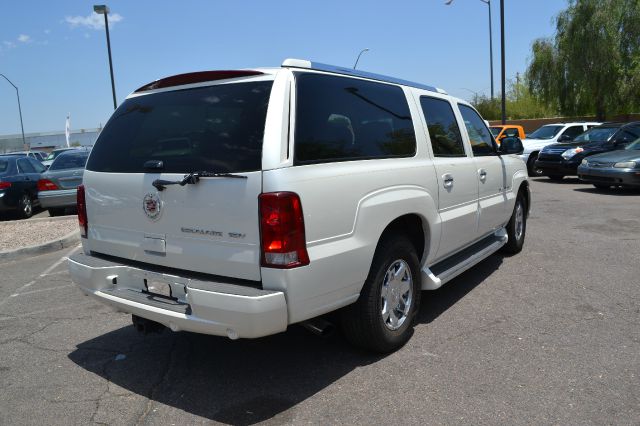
[
  {"x1": 0, "y1": 229, "x2": 80, "y2": 261},
  {"x1": 1, "y1": 215, "x2": 78, "y2": 225}
]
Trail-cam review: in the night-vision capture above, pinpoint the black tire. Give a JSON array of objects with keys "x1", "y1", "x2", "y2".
[
  {"x1": 48, "y1": 208, "x2": 65, "y2": 217},
  {"x1": 548, "y1": 175, "x2": 564, "y2": 181},
  {"x1": 18, "y1": 193, "x2": 33, "y2": 219},
  {"x1": 593, "y1": 183, "x2": 610, "y2": 190},
  {"x1": 527, "y1": 153, "x2": 543, "y2": 177},
  {"x1": 502, "y1": 190, "x2": 527, "y2": 254},
  {"x1": 341, "y1": 236, "x2": 421, "y2": 353}
]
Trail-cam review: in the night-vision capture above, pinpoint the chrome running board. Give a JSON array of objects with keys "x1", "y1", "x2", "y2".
[{"x1": 421, "y1": 229, "x2": 507, "y2": 290}]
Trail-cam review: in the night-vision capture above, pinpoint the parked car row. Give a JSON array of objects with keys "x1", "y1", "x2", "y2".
[
  {"x1": 0, "y1": 148, "x2": 90, "y2": 218},
  {"x1": 534, "y1": 121, "x2": 640, "y2": 189},
  {"x1": 490, "y1": 120, "x2": 639, "y2": 190}
]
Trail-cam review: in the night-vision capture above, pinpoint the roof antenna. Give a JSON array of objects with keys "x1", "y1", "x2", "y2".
[{"x1": 353, "y1": 48, "x2": 370, "y2": 70}]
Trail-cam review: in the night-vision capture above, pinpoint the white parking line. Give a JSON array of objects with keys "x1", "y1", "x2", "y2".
[
  {"x1": 0, "y1": 244, "x2": 81, "y2": 308},
  {"x1": 10, "y1": 284, "x2": 74, "y2": 298},
  {"x1": 39, "y1": 244, "x2": 81, "y2": 277}
]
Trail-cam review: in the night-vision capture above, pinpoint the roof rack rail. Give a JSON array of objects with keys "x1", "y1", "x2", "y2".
[{"x1": 282, "y1": 58, "x2": 447, "y2": 95}]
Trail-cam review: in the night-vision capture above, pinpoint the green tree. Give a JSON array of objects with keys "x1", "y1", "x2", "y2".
[
  {"x1": 472, "y1": 78, "x2": 555, "y2": 120},
  {"x1": 527, "y1": 0, "x2": 640, "y2": 120}
]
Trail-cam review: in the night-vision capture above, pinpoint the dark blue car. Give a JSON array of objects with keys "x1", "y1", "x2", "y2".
[{"x1": 0, "y1": 155, "x2": 46, "y2": 218}]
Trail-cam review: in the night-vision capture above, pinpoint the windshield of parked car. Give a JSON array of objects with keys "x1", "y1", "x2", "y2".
[
  {"x1": 49, "y1": 152, "x2": 90, "y2": 170},
  {"x1": 527, "y1": 125, "x2": 563, "y2": 139},
  {"x1": 572, "y1": 127, "x2": 618, "y2": 142},
  {"x1": 87, "y1": 80, "x2": 273, "y2": 173},
  {"x1": 626, "y1": 139, "x2": 640, "y2": 150},
  {"x1": 489, "y1": 127, "x2": 502, "y2": 137},
  {"x1": 0, "y1": 159, "x2": 8, "y2": 174}
]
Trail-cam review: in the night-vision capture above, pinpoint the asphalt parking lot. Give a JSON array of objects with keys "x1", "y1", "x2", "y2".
[{"x1": 1, "y1": 177, "x2": 638, "y2": 425}]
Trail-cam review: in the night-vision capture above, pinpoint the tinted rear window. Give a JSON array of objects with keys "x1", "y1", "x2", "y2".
[
  {"x1": 420, "y1": 96, "x2": 465, "y2": 157},
  {"x1": 50, "y1": 152, "x2": 90, "y2": 170},
  {"x1": 86, "y1": 80, "x2": 273, "y2": 173},
  {"x1": 294, "y1": 73, "x2": 416, "y2": 165}
]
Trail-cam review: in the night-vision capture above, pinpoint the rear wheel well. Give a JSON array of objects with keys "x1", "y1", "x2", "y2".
[{"x1": 379, "y1": 214, "x2": 427, "y2": 261}]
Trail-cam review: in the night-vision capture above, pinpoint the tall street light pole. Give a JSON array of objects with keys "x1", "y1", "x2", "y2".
[
  {"x1": 446, "y1": 0, "x2": 494, "y2": 100},
  {"x1": 0, "y1": 73, "x2": 27, "y2": 148},
  {"x1": 94, "y1": 5, "x2": 117, "y2": 110},
  {"x1": 500, "y1": 0, "x2": 506, "y2": 124},
  {"x1": 353, "y1": 48, "x2": 370, "y2": 70},
  {"x1": 480, "y1": 0, "x2": 494, "y2": 100}
]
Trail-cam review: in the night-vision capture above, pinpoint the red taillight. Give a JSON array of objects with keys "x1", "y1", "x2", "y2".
[
  {"x1": 259, "y1": 192, "x2": 309, "y2": 268},
  {"x1": 0, "y1": 181, "x2": 11, "y2": 190},
  {"x1": 77, "y1": 184, "x2": 87, "y2": 238},
  {"x1": 37, "y1": 179, "x2": 59, "y2": 191}
]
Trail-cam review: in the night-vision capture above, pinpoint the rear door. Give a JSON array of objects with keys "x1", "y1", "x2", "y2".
[
  {"x1": 16, "y1": 158, "x2": 39, "y2": 197},
  {"x1": 83, "y1": 75, "x2": 275, "y2": 281},
  {"x1": 416, "y1": 94, "x2": 479, "y2": 260}
]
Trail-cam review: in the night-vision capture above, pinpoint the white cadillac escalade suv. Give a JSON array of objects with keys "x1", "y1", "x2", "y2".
[{"x1": 68, "y1": 59, "x2": 530, "y2": 353}]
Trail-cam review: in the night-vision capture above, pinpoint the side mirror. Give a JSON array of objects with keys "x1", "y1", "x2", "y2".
[
  {"x1": 498, "y1": 137, "x2": 524, "y2": 155},
  {"x1": 558, "y1": 134, "x2": 573, "y2": 142}
]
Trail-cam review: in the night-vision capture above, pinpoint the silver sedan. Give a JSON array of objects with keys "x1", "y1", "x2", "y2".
[{"x1": 37, "y1": 150, "x2": 89, "y2": 216}]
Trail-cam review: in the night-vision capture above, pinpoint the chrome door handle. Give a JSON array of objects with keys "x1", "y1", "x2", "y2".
[
  {"x1": 442, "y1": 174, "x2": 454, "y2": 188},
  {"x1": 478, "y1": 169, "x2": 487, "y2": 182}
]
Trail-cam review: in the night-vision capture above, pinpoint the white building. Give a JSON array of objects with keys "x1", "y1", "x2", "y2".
[{"x1": 0, "y1": 128, "x2": 101, "y2": 153}]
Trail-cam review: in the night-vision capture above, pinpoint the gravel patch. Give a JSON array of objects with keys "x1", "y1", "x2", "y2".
[{"x1": 0, "y1": 217, "x2": 78, "y2": 252}]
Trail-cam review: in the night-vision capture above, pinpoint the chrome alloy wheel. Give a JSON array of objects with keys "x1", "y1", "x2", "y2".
[
  {"x1": 380, "y1": 259, "x2": 413, "y2": 331},
  {"x1": 21, "y1": 194, "x2": 32, "y2": 217},
  {"x1": 514, "y1": 201, "x2": 524, "y2": 241}
]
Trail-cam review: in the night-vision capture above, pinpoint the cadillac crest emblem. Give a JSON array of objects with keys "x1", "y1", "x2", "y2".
[{"x1": 142, "y1": 193, "x2": 162, "y2": 220}]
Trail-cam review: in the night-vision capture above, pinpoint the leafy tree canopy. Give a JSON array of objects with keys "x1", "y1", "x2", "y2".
[{"x1": 526, "y1": 0, "x2": 640, "y2": 120}]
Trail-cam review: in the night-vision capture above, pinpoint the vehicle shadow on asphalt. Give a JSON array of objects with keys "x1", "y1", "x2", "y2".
[
  {"x1": 573, "y1": 187, "x2": 640, "y2": 196},
  {"x1": 68, "y1": 255, "x2": 503, "y2": 424},
  {"x1": 416, "y1": 254, "x2": 504, "y2": 324},
  {"x1": 531, "y1": 177, "x2": 582, "y2": 185},
  {"x1": 68, "y1": 319, "x2": 383, "y2": 424}
]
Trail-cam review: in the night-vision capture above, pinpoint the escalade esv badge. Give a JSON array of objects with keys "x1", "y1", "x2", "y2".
[{"x1": 142, "y1": 193, "x2": 162, "y2": 221}]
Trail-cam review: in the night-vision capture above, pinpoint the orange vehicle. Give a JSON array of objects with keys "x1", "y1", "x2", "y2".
[{"x1": 490, "y1": 125, "x2": 526, "y2": 143}]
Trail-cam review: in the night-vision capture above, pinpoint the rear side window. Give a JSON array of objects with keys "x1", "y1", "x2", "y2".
[
  {"x1": 561, "y1": 125, "x2": 585, "y2": 140},
  {"x1": 0, "y1": 159, "x2": 8, "y2": 174},
  {"x1": 17, "y1": 158, "x2": 36, "y2": 173},
  {"x1": 504, "y1": 127, "x2": 519, "y2": 137},
  {"x1": 294, "y1": 73, "x2": 416, "y2": 164},
  {"x1": 50, "y1": 153, "x2": 89, "y2": 170},
  {"x1": 87, "y1": 80, "x2": 273, "y2": 173},
  {"x1": 28, "y1": 158, "x2": 46, "y2": 173},
  {"x1": 420, "y1": 96, "x2": 465, "y2": 157},
  {"x1": 458, "y1": 104, "x2": 497, "y2": 156}
]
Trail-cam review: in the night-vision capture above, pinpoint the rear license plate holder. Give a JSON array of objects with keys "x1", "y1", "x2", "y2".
[{"x1": 144, "y1": 279, "x2": 174, "y2": 300}]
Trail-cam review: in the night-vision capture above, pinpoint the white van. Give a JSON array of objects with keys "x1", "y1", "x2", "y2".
[{"x1": 68, "y1": 59, "x2": 530, "y2": 352}]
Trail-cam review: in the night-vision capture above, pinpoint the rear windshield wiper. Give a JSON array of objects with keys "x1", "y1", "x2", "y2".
[{"x1": 152, "y1": 171, "x2": 247, "y2": 191}]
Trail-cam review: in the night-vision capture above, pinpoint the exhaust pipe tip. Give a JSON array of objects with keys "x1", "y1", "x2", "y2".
[
  {"x1": 132, "y1": 315, "x2": 166, "y2": 335},
  {"x1": 301, "y1": 318, "x2": 335, "y2": 337}
]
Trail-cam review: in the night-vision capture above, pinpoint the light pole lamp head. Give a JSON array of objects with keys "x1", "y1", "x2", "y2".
[{"x1": 93, "y1": 5, "x2": 110, "y2": 14}]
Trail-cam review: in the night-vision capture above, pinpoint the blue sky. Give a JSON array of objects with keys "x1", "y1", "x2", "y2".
[{"x1": 0, "y1": 0, "x2": 566, "y2": 135}]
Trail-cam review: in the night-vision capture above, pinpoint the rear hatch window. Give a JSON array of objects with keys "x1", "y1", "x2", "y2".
[
  {"x1": 50, "y1": 152, "x2": 89, "y2": 170},
  {"x1": 87, "y1": 80, "x2": 273, "y2": 173}
]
